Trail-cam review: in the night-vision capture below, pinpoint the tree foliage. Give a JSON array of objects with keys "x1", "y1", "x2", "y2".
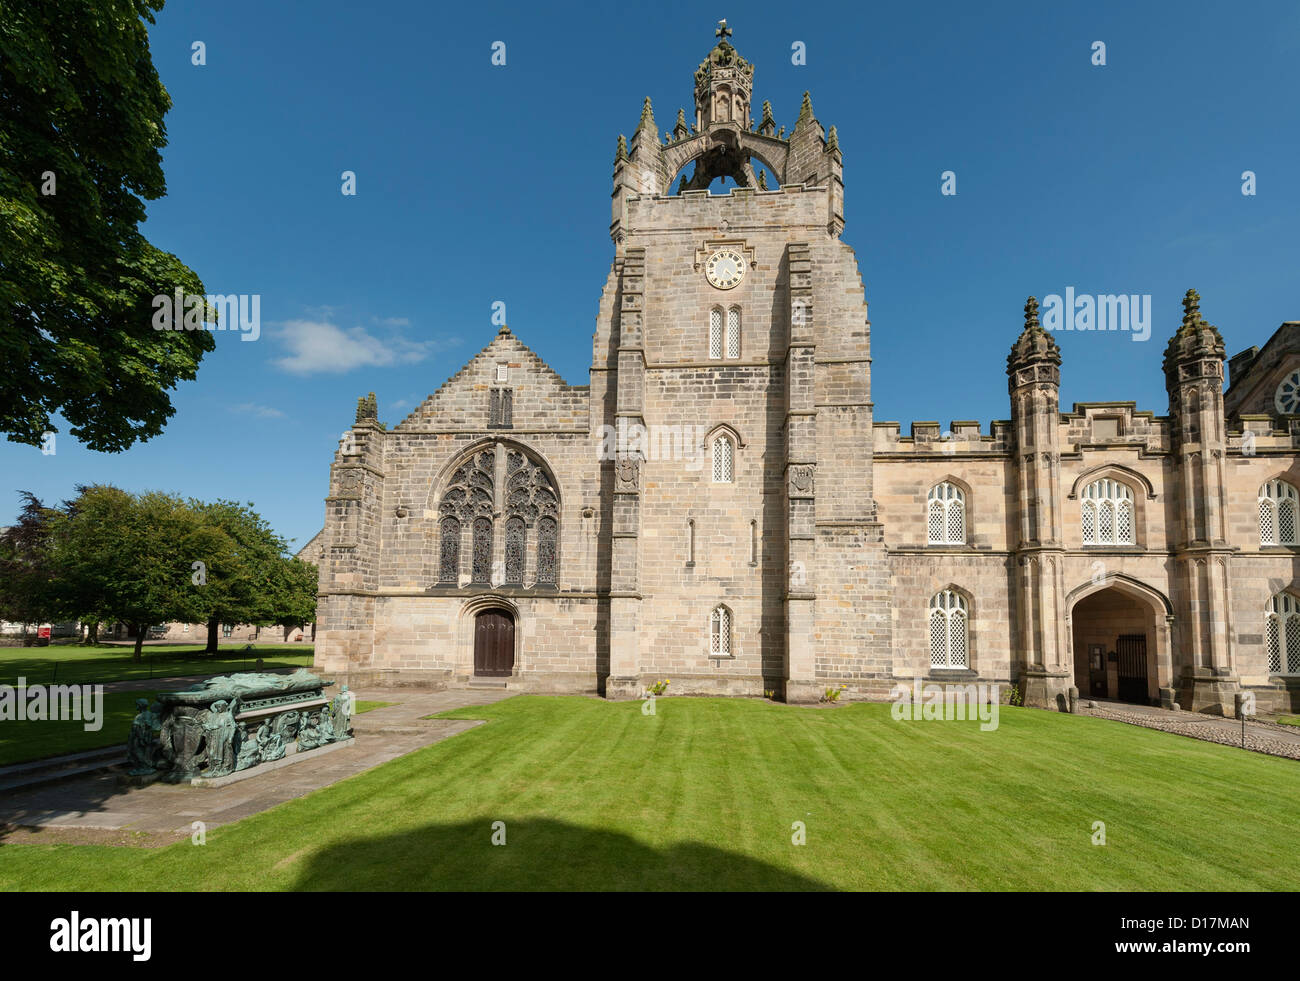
[
  {"x1": 0, "y1": 488, "x2": 318, "y2": 660},
  {"x1": 0, "y1": 0, "x2": 213, "y2": 451}
]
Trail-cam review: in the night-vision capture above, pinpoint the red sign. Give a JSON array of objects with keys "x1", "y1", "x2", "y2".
[{"x1": 38, "y1": 626, "x2": 51, "y2": 639}]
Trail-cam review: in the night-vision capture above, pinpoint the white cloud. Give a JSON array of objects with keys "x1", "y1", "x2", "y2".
[
  {"x1": 271, "y1": 319, "x2": 445, "y2": 375},
  {"x1": 232, "y1": 402, "x2": 286, "y2": 419}
]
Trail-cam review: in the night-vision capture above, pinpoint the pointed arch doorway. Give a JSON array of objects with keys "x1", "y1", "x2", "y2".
[{"x1": 474, "y1": 608, "x2": 516, "y2": 677}]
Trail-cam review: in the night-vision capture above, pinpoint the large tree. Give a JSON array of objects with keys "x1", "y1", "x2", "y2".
[
  {"x1": 0, "y1": 0, "x2": 213, "y2": 451},
  {"x1": 0, "y1": 492, "x2": 59, "y2": 641},
  {"x1": 190, "y1": 500, "x2": 289, "y2": 654},
  {"x1": 50, "y1": 485, "x2": 212, "y2": 660}
]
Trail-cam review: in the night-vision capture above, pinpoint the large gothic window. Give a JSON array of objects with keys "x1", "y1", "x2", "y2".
[
  {"x1": 1080, "y1": 478, "x2": 1135, "y2": 546},
  {"x1": 928, "y1": 590, "x2": 968, "y2": 669},
  {"x1": 1259, "y1": 480, "x2": 1298, "y2": 546},
  {"x1": 436, "y1": 443, "x2": 560, "y2": 588},
  {"x1": 926, "y1": 482, "x2": 966, "y2": 545},
  {"x1": 1265, "y1": 592, "x2": 1300, "y2": 674}
]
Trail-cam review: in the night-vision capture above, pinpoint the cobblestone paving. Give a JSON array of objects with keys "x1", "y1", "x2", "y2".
[{"x1": 1084, "y1": 702, "x2": 1300, "y2": 761}]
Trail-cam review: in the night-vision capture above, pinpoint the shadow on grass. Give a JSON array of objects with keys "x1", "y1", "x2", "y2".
[{"x1": 290, "y1": 816, "x2": 832, "y2": 891}]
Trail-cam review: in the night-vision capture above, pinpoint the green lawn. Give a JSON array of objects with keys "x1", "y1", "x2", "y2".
[
  {"x1": 0, "y1": 690, "x2": 161, "y2": 766},
  {"x1": 2, "y1": 696, "x2": 1298, "y2": 890},
  {"x1": 1278, "y1": 716, "x2": 1300, "y2": 727},
  {"x1": 0, "y1": 644, "x2": 314, "y2": 687},
  {"x1": 354, "y1": 700, "x2": 393, "y2": 715}
]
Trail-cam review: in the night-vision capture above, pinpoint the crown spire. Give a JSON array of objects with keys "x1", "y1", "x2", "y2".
[
  {"x1": 1181, "y1": 288, "x2": 1203, "y2": 330},
  {"x1": 1024, "y1": 296, "x2": 1041, "y2": 331}
]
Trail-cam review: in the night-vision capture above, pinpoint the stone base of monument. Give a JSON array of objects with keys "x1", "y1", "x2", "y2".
[
  {"x1": 189, "y1": 737, "x2": 356, "y2": 788},
  {"x1": 118, "y1": 769, "x2": 166, "y2": 789}
]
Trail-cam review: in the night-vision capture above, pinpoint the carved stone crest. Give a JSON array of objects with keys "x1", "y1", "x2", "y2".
[
  {"x1": 789, "y1": 466, "x2": 814, "y2": 497},
  {"x1": 615, "y1": 456, "x2": 641, "y2": 492},
  {"x1": 337, "y1": 470, "x2": 363, "y2": 498}
]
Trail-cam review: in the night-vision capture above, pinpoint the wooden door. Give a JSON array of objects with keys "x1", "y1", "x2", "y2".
[
  {"x1": 1116, "y1": 633, "x2": 1148, "y2": 704},
  {"x1": 474, "y1": 610, "x2": 515, "y2": 677},
  {"x1": 1088, "y1": 645, "x2": 1108, "y2": 698}
]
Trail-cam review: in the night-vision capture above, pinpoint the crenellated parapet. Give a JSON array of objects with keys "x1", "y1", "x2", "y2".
[{"x1": 873, "y1": 419, "x2": 1012, "y2": 456}]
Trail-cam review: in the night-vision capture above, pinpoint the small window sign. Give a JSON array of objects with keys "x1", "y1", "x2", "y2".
[{"x1": 496, "y1": 364, "x2": 508, "y2": 382}]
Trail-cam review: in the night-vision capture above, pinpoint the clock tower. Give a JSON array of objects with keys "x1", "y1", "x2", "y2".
[{"x1": 595, "y1": 23, "x2": 886, "y2": 701}]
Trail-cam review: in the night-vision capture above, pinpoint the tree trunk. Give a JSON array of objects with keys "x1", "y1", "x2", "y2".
[
  {"x1": 88, "y1": 621, "x2": 99, "y2": 645},
  {"x1": 132, "y1": 624, "x2": 145, "y2": 662},
  {"x1": 205, "y1": 615, "x2": 219, "y2": 655}
]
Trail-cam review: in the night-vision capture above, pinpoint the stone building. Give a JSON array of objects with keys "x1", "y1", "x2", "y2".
[{"x1": 313, "y1": 26, "x2": 1299, "y2": 715}]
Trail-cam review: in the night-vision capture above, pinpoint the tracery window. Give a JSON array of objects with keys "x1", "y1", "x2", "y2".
[
  {"x1": 1265, "y1": 592, "x2": 1300, "y2": 674},
  {"x1": 928, "y1": 590, "x2": 968, "y2": 669},
  {"x1": 1081, "y1": 478, "x2": 1135, "y2": 546},
  {"x1": 1259, "y1": 480, "x2": 1298, "y2": 546},
  {"x1": 436, "y1": 443, "x2": 560, "y2": 588},
  {"x1": 927, "y1": 482, "x2": 966, "y2": 545}
]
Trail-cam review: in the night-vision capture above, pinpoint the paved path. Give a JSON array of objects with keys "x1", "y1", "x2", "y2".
[
  {"x1": 0, "y1": 689, "x2": 512, "y2": 842},
  {"x1": 1084, "y1": 699, "x2": 1300, "y2": 760}
]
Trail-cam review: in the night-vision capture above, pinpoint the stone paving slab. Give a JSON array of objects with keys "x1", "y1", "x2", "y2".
[{"x1": 0, "y1": 689, "x2": 512, "y2": 839}]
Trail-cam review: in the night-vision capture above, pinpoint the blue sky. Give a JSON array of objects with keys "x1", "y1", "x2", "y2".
[{"x1": 4, "y1": 0, "x2": 1298, "y2": 549}]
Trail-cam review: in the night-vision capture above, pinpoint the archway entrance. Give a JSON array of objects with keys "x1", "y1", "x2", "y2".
[
  {"x1": 1070, "y1": 587, "x2": 1161, "y2": 705},
  {"x1": 473, "y1": 609, "x2": 515, "y2": 677}
]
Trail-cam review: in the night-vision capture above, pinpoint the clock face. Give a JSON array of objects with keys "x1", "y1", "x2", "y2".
[
  {"x1": 705, "y1": 249, "x2": 746, "y2": 290},
  {"x1": 1276, "y1": 370, "x2": 1300, "y2": 415}
]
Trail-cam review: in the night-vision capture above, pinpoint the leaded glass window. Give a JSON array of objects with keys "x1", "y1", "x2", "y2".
[
  {"x1": 472, "y1": 517, "x2": 493, "y2": 584},
  {"x1": 926, "y1": 482, "x2": 965, "y2": 545},
  {"x1": 439, "y1": 517, "x2": 461, "y2": 583},
  {"x1": 709, "y1": 308, "x2": 723, "y2": 359},
  {"x1": 725, "y1": 307, "x2": 741, "y2": 358},
  {"x1": 536, "y1": 516, "x2": 558, "y2": 585},
  {"x1": 928, "y1": 590, "x2": 969, "y2": 668},
  {"x1": 1080, "y1": 478, "x2": 1135, "y2": 546},
  {"x1": 505, "y1": 517, "x2": 526, "y2": 585},
  {"x1": 710, "y1": 605, "x2": 732, "y2": 655},
  {"x1": 1259, "y1": 480, "x2": 1298, "y2": 546},
  {"x1": 1266, "y1": 592, "x2": 1300, "y2": 674},
  {"x1": 712, "y1": 435, "x2": 734, "y2": 483}
]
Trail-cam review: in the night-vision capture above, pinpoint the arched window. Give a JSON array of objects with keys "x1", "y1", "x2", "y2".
[
  {"x1": 927, "y1": 482, "x2": 966, "y2": 545},
  {"x1": 1259, "y1": 480, "x2": 1298, "y2": 546},
  {"x1": 1265, "y1": 592, "x2": 1300, "y2": 674},
  {"x1": 1081, "y1": 478, "x2": 1135, "y2": 545},
  {"x1": 725, "y1": 306, "x2": 741, "y2": 359},
  {"x1": 928, "y1": 590, "x2": 968, "y2": 668},
  {"x1": 438, "y1": 517, "x2": 461, "y2": 583},
  {"x1": 712, "y1": 434, "x2": 734, "y2": 483},
  {"x1": 710, "y1": 604, "x2": 732, "y2": 655},
  {"x1": 709, "y1": 308, "x2": 723, "y2": 359},
  {"x1": 437, "y1": 443, "x2": 561, "y2": 588}
]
